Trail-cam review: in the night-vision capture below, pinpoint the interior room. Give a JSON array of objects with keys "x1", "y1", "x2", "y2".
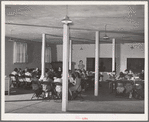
[{"x1": 2, "y1": 2, "x2": 148, "y2": 121}]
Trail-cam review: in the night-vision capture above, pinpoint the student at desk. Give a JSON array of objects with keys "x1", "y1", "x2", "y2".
[
  {"x1": 40, "y1": 73, "x2": 53, "y2": 99},
  {"x1": 9, "y1": 68, "x2": 19, "y2": 88},
  {"x1": 11, "y1": 68, "x2": 18, "y2": 76},
  {"x1": 69, "y1": 72, "x2": 81, "y2": 98},
  {"x1": 31, "y1": 72, "x2": 40, "y2": 86},
  {"x1": 32, "y1": 67, "x2": 41, "y2": 79}
]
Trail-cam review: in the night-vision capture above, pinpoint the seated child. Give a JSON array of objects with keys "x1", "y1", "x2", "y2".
[
  {"x1": 53, "y1": 76, "x2": 62, "y2": 98},
  {"x1": 125, "y1": 82, "x2": 133, "y2": 98},
  {"x1": 24, "y1": 69, "x2": 32, "y2": 83},
  {"x1": 69, "y1": 72, "x2": 81, "y2": 97},
  {"x1": 116, "y1": 82, "x2": 125, "y2": 94},
  {"x1": 41, "y1": 73, "x2": 53, "y2": 98},
  {"x1": 9, "y1": 68, "x2": 19, "y2": 87},
  {"x1": 32, "y1": 67, "x2": 41, "y2": 79},
  {"x1": 116, "y1": 72, "x2": 125, "y2": 80},
  {"x1": 10, "y1": 68, "x2": 18, "y2": 76},
  {"x1": 31, "y1": 72, "x2": 42, "y2": 98}
]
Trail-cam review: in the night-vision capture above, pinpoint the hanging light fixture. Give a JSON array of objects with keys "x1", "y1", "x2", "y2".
[
  {"x1": 130, "y1": 45, "x2": 134, "y2": 49},
  {"x1": 80, "y1": 47, "x2": 83, "y2": 50},
  {"x1": 103, "y1": 24, "x2": 109, "y2": 39},
  {"x1": 61, "y1": 5, "x2": 72, "y2": 24},
  {"x1": 80, "y1": 44, "x2": 83, "y2": 50},
  {"x1": 61, "y1": 15, "x2": 72, "y2": 24}
]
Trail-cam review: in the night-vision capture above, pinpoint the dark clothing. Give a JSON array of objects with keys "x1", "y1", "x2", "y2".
[{"x1": 139, "y1": 73, "x2": 144, "y2": 80}]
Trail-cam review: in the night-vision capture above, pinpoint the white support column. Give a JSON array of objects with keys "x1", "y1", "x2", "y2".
[
  {"x1": 62, "y1": 23, "x2": 70, "y2": 112},
  {"x1": 112, "y1": 38, "x2": 115, "y2": 72},
  {"x1": 40, "y1": 33, "x2": 46, "y2": 80},
  {"x1": 69, "y1": 40, "x2": 72, "y2": 70},
  {"x1": 94, "y1": 31, "x2": 99, "y2": 96}
]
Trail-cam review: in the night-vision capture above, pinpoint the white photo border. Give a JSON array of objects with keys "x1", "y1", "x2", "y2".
[{"x1": 1, "y1": 1, "x2": 148, "y2": 121}]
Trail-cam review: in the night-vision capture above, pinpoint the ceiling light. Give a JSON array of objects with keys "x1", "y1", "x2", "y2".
[
  {"x1": 103, "y1": 34, "x2": 109, "y2": 39},
  {"x1": 130, "y1": 45, "x2": 134, "y2": 49},
  {"x1": 61, "y1": 5, "x2": 72, "y2": 24},
  {"x1": 103, "y1": 24, "x2": 109, "y2": 39},
  {"x1": 80, "y1": 45, "x2": 83, "y2": 50},
  {"x1": 80, "y1": 47, "x2": 83, "y2": 50},
  {"x1": 61, "y1": 15, "x2": 72, "y2": 24}
]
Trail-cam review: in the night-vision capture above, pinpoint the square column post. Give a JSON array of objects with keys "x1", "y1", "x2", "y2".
[
  {"x1": 69, "y1": 40, "x2": 72, "y2": 70},
  {"x1": 94, "y1": 31, "x2": 99, "y2": 96},
  {"x1": 112, "y1": 38, "x2": 115, "y2": 72},
  {"x1": 61, "y1": 16, "x2": 72, "y2": 112},
  {"x1": 40, "y1": 33, "x2": 46, "y2": 80}
]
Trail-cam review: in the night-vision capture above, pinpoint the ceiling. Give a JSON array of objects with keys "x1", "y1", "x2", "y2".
[{"x1": 5, "y1": 4, "x2": 144, "y2": 44}]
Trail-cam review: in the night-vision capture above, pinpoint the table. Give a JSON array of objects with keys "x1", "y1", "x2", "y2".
[
  {"x1": 109, "y1": 80, "x2": 134, "y2": 93},
  {"x1": 87, "y1": 75, "x2": 103, "y2": 88}
]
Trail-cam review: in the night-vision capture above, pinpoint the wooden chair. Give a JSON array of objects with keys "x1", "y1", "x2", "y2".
[
  {"x1": 41, "y1": 82, "x2": 53, "y2": 99},
  {"x1": 115, "y1": 80, "x2": 125, "y2": 97},
  {"x1": 54, "y1": 82, "x2": 62, "y2": 99},
  {"x1": 133, "y1": 80, "x2": 144, "y2": 99},
  {"x1": 9, "y1": 74, "x2": 18, "y2": 88},
  {"x1": 71, "y1": 83, "x2": 84, "y2": 101},
  {"x1": 18, "y1": 75, "x2": 25, "y2": 88},
  {"x1": 31, "y1": 82, "x2": 43, "y2": 99},
  {"x1": 24, "y1": 75, "x2": 32, "y2": 89}
]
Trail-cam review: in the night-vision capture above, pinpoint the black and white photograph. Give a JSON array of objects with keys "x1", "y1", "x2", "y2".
[{"x1": 1, "y1": 1, "x2": 148, "y2": 121}]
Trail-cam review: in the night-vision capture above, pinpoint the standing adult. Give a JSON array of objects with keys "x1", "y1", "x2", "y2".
[{"x1": 78, "y1": 60, "x2": 85, "y2": 71}]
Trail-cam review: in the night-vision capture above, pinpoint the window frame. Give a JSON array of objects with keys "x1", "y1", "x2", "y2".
[
  {"x1": 45, "y1": 46, "x2": 52, "y2": 63},
  {"x1": 13, "y1": 41, "x2": 28, "y2": 64}
]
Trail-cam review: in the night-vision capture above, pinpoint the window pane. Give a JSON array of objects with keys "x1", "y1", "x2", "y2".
[
  {"x1": 17, "y1": 42, "x2": 20, "y2": 62},
  {"x1": 20, "y1": 43, "x2": 23, "y2": 62},
  {"x1": 13, "y1": 42, "x2": 27, "y2": 63},
  {"x1": 45, "y1": 47, "x2": 51, "y2": 63}
]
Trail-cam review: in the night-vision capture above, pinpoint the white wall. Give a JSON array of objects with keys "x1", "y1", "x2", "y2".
[
  {"x1": 57, "y1": 44, "x2": 112, "y2": 70},
  {"x1": 57, "y1": 43, "x2": 144, "y2": 72},
  {"x1": 120, "y1": 43, "x2": 144, "y2": 72},
  {"x1": 5, "y1": 37, "x2": 57, "y2": 76}
]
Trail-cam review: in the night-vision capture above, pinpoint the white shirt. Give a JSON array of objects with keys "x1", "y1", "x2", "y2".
[{"x1": 54, "y1": 78, "x2": 62, "y2": 83}]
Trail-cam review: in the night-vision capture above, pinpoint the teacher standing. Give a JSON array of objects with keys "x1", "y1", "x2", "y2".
[{"x1": 78, "y1": 60, "x2": 85, "y2": 71}]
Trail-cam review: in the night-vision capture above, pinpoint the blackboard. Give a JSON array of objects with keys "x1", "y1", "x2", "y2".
[
  {"x1": 86, "y1": 58, "x2": 113, "y2": 72},
  {"x1": 127, "y1": 58, "x2": 144, "y2": 73}
]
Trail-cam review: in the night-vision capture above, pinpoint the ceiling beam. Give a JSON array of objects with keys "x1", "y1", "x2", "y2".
[
  {"x1": 46, "y1": 33, "x2": 112, "y2": 43},
  {"x1": 6, "y1": 22, "x2": 144, "y2": 36}
]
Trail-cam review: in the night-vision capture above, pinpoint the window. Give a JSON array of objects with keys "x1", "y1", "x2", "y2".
[
  {"x1": 13, "y1": 42, "x2": 27, "y2": 63},
  {"x1": 45, "y1": 47, "x2": 51, "y2": 63},
  {"x1": 127, "y1": 58, "x2": 144, "y2": 73}
]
